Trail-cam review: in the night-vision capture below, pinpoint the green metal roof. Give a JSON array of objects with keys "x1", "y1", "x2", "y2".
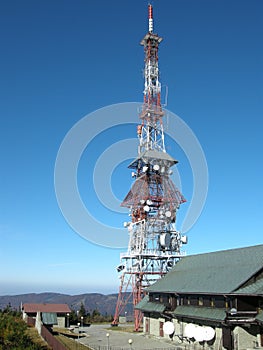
[
  {"x1": 147, "y1": 245, "x2": 263, "y2": 294},
  {"x1": 42, "y1": 312, "x2": 58, "y2": 325},
  {"x1": 256, "y1": 312, "x2": 263, "y2": 323},
  {"x1": 135, "y1": 295, "x2": 165, "y2": 313},
  {"x1": 173, "y1": 306, "x2": 226, "y2": 322},
  {"x1": 235, "y1": 277, "x2": 263, "y2": 295}
]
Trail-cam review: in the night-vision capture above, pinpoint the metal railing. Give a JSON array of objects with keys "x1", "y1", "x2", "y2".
[{"x1": 83, "y1": 344, "x2": 206, "y2": 350}]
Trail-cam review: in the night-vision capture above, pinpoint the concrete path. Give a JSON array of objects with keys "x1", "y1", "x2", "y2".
[{"x1": 76, "y1": 324, "x2": 183, "y2": 350}]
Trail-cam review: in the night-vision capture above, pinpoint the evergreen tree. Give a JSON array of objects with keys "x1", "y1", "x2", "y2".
[
  {"x1": 0, "y1": 308, "x2": 44, "y2": 349},
  {"x1": 79, "y1": 302, "x2": 86, "y2": 318}
]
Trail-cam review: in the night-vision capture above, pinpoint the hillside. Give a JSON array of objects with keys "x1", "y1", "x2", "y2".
[{"x1": 0, "y1": 292, "x2": 133, "y2": 316}]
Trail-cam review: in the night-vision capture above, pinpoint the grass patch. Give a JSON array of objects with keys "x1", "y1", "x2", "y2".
[
  {"x1": 55, "y1": 334, "x2": 91, "y2": 350},
  {"x1": 53, "y1": 327, "x2": 86, "y2": 338},
  {"x1": 107, "y1": 326, "x2": 142, "y2": 333},
  {"x1": 26, "y1": 326, "x2": 51, "y2": 349}
]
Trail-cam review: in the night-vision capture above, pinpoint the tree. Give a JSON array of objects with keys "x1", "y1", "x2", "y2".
[
  {"x1": 69, "y1": 310, "x2": 78, "y2": 325},
  {"x1": 0, "y1": 309, "x2": 44, "y2": 349},
  {"x1": 79, "y1": 302, "x2": 86, "y2": 318}
]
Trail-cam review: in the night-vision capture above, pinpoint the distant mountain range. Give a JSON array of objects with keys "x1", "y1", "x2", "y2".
[{"x1": 0, "y1": 292, "x2": 133, "y2": 316}]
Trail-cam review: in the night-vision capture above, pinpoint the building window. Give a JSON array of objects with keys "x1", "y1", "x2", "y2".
[
  {"x1": 168, "y1": 295, "x2": 176, "y2": 310},
  {"x1": 203, "y1": 297, "x2": 210, "y2": 307},
  {"x1": 183, "y1": 296, "x2": 190, "y2": 305},
  {"x1": 216, "y1": 297, "x2": 225, "y2": 308},
  {"x1": 191, "y1": 297, "x2": 198, "y2": 306},
  {"x1": 198, "y1": 297, "x2": 203, "y2": 306},
  {"x1": 154, "y1": 294, "x2": 160, "y2": 302}
]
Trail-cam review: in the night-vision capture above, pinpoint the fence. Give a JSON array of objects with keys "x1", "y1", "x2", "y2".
[
  {"x1": 26, "y1": 316, "x2": 36, "y2": 327},
  {"x1": 83, "y1": 344, "x2": 217, "y2": 350},
  {"x1": 85, "y1": 345, "x2": 187, "y2": 350},
  {"x1": 41, "y1": 324, "x2": 67, "y2": 350}
]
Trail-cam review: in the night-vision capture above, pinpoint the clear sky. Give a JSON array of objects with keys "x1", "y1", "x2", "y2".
[{"x1": 1, "y1": 0, "x2": 262, "y2": 296}]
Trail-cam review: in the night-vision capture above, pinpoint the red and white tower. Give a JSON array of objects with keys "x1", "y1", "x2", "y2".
[{"x1": 112, "y1": 4, "x2": 187, "y2": 331}]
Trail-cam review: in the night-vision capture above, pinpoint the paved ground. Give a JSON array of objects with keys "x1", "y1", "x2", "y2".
[{"x1": 75, "y1": 324, "x2": 183, "y2": 350}]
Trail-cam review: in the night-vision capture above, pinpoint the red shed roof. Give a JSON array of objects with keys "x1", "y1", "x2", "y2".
[{"x1": 23, "y1": 303, "x2": 71, "y2": 313}]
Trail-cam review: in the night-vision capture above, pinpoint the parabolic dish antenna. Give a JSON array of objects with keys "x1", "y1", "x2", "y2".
[
  {"x1": 184, "y1": 324, "x2": 215, "y2": 342},
  {"x1": 193, "y1": 326, "x2": 205, "y2": 342},
  {"x1": 163, "y1": 321, "x2": 175, "y2": 335},
  {"x1": 184, "y1": 323, "x2": 196, "y2": 338},
  {"x1": 203, "y1": 327, "x2": 215, "y2": 341},
  {"x1": 160, "y1": 233, "x2": 171, "y2": 248}
]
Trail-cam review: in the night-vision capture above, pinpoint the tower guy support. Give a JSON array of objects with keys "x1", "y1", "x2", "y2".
[{"x1": 112, "y1": 4, "x2": 187, "y2": 331}]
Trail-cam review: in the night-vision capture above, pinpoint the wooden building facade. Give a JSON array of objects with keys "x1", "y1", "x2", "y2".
[{"x1": 136, "y1": 244, "x2": 263, "y2": 349}]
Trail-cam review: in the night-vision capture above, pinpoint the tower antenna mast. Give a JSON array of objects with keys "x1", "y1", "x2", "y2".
[{"x1": 112, "y1": 4, "x2": 187, "y2": 331}]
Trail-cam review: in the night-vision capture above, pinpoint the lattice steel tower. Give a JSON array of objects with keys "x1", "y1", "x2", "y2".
[{"x1": 112, "y1": 4, "x2": 187, "y2": 331}]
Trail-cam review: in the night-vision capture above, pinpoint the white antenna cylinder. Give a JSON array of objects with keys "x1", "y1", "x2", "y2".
[{"x1": 148, "y1": 4, "x2": 153, "y2": 33}]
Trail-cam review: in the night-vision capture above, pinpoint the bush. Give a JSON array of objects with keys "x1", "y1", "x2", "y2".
[{"x1": 0, "y1": 306, "x2": 44, "y2": 349}]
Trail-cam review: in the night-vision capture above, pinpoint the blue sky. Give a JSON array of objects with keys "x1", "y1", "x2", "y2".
[{"x1": 1, "y1": 0, "x2": 262, "y2": 296}]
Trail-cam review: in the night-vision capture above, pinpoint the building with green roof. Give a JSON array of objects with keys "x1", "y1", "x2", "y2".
[{"x1": 135, "y1": 244, "x2": 263, "y2": 349}]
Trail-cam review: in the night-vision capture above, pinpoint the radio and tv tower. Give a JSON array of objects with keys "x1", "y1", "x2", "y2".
[{"x1": 112, "y1": 4, "x2": 187, "y2": 331}]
